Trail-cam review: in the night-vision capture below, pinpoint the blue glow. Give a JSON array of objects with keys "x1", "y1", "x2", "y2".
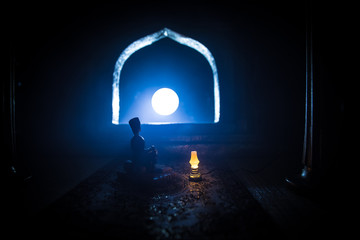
[
  {"x1": 151, "y1": 88, "x2": 179, "y2": 116},
  {"x1": 112, "y1": 28, "x2": 220, "y2": 125}
]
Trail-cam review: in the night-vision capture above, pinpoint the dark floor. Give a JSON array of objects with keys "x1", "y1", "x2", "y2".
[
  {"x1": 225, "y1": 157, "x2": 341, "y2": 240},
  {"x1": 28, "y1": 154, "x2": 282, "y2": 239},
  {"x1": 7, "y1": 142, "x2": 343, "y2": 239}
]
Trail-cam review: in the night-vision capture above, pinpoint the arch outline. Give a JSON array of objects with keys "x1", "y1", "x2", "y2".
[{"x1": 112, "y1": 28, "x2": 220, "y2": 124}]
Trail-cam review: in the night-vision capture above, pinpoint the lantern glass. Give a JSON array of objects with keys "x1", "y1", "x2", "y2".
[{"x1": 189, "y1": 151, "x2": 201, "y2": 181}]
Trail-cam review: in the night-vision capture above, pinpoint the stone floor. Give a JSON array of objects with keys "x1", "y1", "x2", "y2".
[{"x1": 31, "y1": 154, "x2": 284, "y2": 239}]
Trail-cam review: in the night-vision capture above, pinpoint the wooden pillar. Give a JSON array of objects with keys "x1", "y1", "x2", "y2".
[
  {"x1": 3, "y1": 47, "x2": 17, "y2": 176},
  {"x1": 285, "y1": 2, "x2": 316, "y2": 189},
  {"x1": 302, "y1": 0, "x2": 314, "y2": 176}
]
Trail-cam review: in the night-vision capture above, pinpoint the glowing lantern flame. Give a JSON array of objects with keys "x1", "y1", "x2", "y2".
[{"x1": 189, "y1": 151, "x2": 200, "y2": 169}]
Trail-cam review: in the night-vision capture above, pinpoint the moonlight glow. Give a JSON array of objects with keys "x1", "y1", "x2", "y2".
[
  {"x1": 112, "y1": 28, "x2": 220, "y2": 124},
  {"x1": 151, "y1": 88, "x2": 179, "y2": 116}
]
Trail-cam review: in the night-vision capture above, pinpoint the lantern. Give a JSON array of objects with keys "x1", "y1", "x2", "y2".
[{"x1": 189, "y1": 151, "x2": 201, "y2": 181}]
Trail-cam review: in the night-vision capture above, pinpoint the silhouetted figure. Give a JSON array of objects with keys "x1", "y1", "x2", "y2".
[{"x1": 125, "y1": 117, "x2": 158, "y2": 174}]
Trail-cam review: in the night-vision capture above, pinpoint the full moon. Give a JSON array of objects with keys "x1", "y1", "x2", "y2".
[{"x1": 151, "y1": 88, "x2": 179, "y2": 116}]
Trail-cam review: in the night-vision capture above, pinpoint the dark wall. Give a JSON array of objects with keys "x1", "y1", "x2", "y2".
[{"x1": 10, "y1": 1, "x2": 306, "y2": 159}]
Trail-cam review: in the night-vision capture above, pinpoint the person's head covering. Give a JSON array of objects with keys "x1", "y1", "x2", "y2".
[{"x1": 129, "y1": 117, "x2": 141, "y2": 135}]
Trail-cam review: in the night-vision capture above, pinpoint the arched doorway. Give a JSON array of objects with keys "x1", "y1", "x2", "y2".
[{"x1": 112, "y1": 28, "x2": 220, "y2": 124}]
